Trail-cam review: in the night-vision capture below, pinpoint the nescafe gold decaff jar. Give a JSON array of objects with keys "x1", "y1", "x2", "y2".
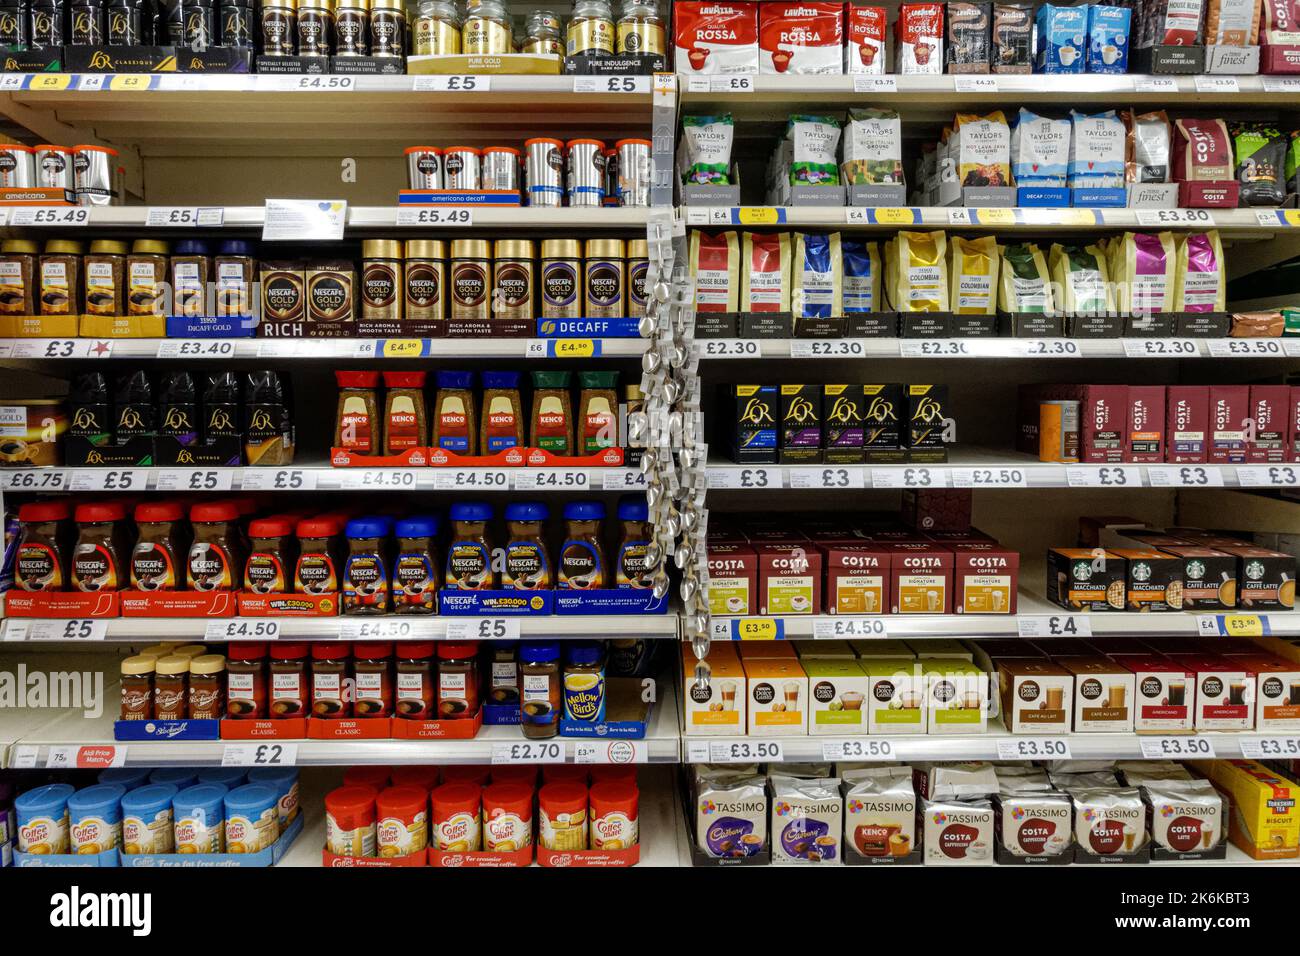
[
  {"x1": 583, "y1": 238, "x2": 624, "y2": 318},
  {"x1": 540, "y1": 238, "x2": 581, "y2": 319}
]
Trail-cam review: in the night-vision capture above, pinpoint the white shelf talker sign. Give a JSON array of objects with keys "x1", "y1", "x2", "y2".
[{"x1": 263, "y1": 199, "x2": 347, "y2": 241}]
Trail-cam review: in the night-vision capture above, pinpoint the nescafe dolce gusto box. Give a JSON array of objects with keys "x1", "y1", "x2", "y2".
[
  {"x1": 998, "y1": 659, "x2": 1073, "y2": 733},
  {"x1": 1128, "y1": 653, "x2": 1196, "y2": 732}
]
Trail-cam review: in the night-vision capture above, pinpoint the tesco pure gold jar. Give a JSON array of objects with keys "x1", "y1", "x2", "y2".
[
  {"x1": 492, "y1": 239, "x2": 534, "y2": 321},
  {"x1": 450, "y1": 238, "x2": 491, "y2": 321}
]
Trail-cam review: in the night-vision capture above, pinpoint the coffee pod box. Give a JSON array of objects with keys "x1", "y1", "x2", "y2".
[
  {"x1": 769, "y1": 776, "x2": 843, "y2": 864},
  {"x1": 1127, "y1": 654, "x2": 1196, "y2": 732},
  {"x1": 1170, "y1": 654, "x2": 1255, "y2": 731},
  {"x1": 1061, "y1": 657, "x2": 1136, "y2": 733},
  {"x1": 887, "y1": 543, "x2": 953, "y2": 614},
  {"x1": 864, "y1": 659, "x2": 927, "y2": 735},
  {"x1": 1046, "y1": 548, "x2": 1127, "y2": 612},
  {"x1": 682, "y1": 649, "x2": 746, "y2": 737},
  {"x1": 1223, "y1": 654, "x2": 1300, "y2": 731},
  {"x1": 995, "y1": 790, "x2": 1074, "y2": 859},
  {"x1": 1110, "y1": 548, "x2": 1182, "y2": 612},
  {"x1": 793, "y1": 639, "x2": 855, "y2": 660},
  {"x1": 805, "y1": 659, "x2": 871, "y2": 736},
  {"x1": 1218, "y1": 546, "x2": 1297, "y2": 611},
  {"x1": 850, "y1": 638, "x2": 916, "y2": 660},
  {"x1": 1158, "y1": 546, "x2": 1238, "y2": 610},
  {"x1": 842, "y1": 768, "x2": 915, "y2": 859},
  {"x1": 743, "y1": 658, "x2": 809, "y2": 736},
  {"x1": 914, "y1": 638, "x2": 974, "y2": 660},
  {"x1": 922, "y1": 798, "x2": 995, "y2": 865},
  {"x1": 1141, "y1": 780, "x2": 1224, "y2": 856},
  {"x1": 821, "y1": 544, "x2": 890, "y2": 615},
  {"x1": 706, "y1": 544, "x2": 758, "y2": 617},
  {"x1": 757, "y1": 544, "x2": 823, "y2": 616},
  {"x1": 922, "y1": 659, "x2": 989, "y2": 734},
  {"x1": 998, "y1": 660, "x2": 1074, "y2": 734},
  {"x1": 1072, "y1": 788, "x2": 1147, "y2": 858},
  {"x1": 1191, "y1": 759, "x2": 1300, "y2": 861},
  {"x1": 695, "y1": 771, "x2": 769, "y2": 860},
  {"x1": 953, "y1": 542, "x2": 1019, "y2": 614}
]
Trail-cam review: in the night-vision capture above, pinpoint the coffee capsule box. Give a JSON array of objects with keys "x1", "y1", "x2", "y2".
[
  {"x1": 923, "y1": 659, "x2": 989, "y2": 735},
  {"x1": 864, "y1": 658, "x2": 927, "y2": 734},
  {"x1": 804, "y1": 659, "x2": 870, "y2": 736},
  {"x1": 744, "y1": 658, "x2": 809, "y2": 736},
  {"x1": 1171, "y1": 654, "x2": 1255, "y2": 732},
  {"x1": 1046, "y1": 548, "x2": 1126, "y2": 612},
  {"x1": 1222, "y1": 655, "x2": 1300, "y2": 732},
  {"x1": 731, "y1": 384, "x2": 778, "y2": 464},
  {"x1": 823, "y1": 385, "x2": 867, "y2": 464},
  {"x1": 758, "y1": 544, "x2": 822, "y2": 615},
  {"x1": 1127, "y1": 654, "x2": 1196, "y2": 733},
  {"x1": 922, "y1": 797, "x2": 995, "y2": 865},
  {"x1": 822, "y1": 544, "x2": 890, "y2": 615},
  {"x1": 779, "y1": 384, "x2": 822, "y2": 465},
  {"x1": 707, "y1": 543, "x2": 758, "y2": 616},
  {"x1": 863, "y1": 384, "x2": 905, "y2": 463},
  {"x1": 682, "y1": 649, "x2": 746, "y2": 737},
  {"x1": 998, "y1": 660, "x2": 1073, "y2": 734},
  {"x1": 769, "y1": 776, "x2": 843, "y2": 865},
  {"x1": 995, "y1": 790, "x2": 1073, "y2": 859},
  {"x1": 842, "y1": 770, "x2": 916, "y2": 859},
  {"x1": 1218, "y1": 546, "x2": 1296, "y2": 611},
  {"x1": 888, "y1": 542, "x2": 953, "y2": 614},
  {"x1": 1062, "y1": 657, "x2": 1135, "y2": 732},
  {"x1": 906, "y1": 384, "x2": 949, "y2": 463},
  {"x1": 953, "y1": 542, "x2": 1018, "y2": 614},
  {"x1": 1159, "y1": 546, "x2": 1237, "y2": 610},
  {"x1": 1110, "y1": 548, "x2": 1181, "y2": 612}
]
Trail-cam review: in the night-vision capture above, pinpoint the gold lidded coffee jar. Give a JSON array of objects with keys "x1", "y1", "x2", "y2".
[
  {"x1": 491, "y1": 238, "x2": 534, "y2": 321},
  {"x1": 361, "y1": 239, "x2": 403, "y2": 321},
  {"x1": 83, "y1": 239, "x2": 127, "y2": 317},
  {"x1": 404, "y1": 238, "x2": 446, "y2": 322},
  {"x1": 567, "y1": 0, "x2": 615, "y2": 56},
  {"x1": 583, "y1": 237, "x2": 625, "y2": 319},
  {"x1": 462, "y1": 0, "x2": 511, "y2": 53},
  {"x1": 297, "y1": 0, "x2": 332, "y2": 55},
  {"x1": 0, "y1": 239, "x2": 38, "y2": 316},
  {"x1": 369, "y1": 0, "x2": 405, "y2": 56},
  {"x1": 450, "y1": 238, "x2": 491, "y2": 321},
  {"x1": 521, "y1": 8, "x2": 563, "y2": 55},
  {"x1": 627, "y1": 236, "x2": 649, "y2": 317},
  {"x1": 262, "y1": 0, "x2": 298, "y2": 54},
  {"x1": 127, "y1": 239, "x2": 169, "y2": 317},
  {"x1": 617, "y1": 0, "x2": 664, "y2": 54},
  {"x1": 412, "y1": 0, "x2": 460, "y2": 54},
  {"x1": 334, "y1": 0, "x2": 368, "y2": 54},
  {"x1": 40, "y1": 239, "x2": 82, "y2": 317},
  {"x1": 539, "y1": 238, "x2": 581, "y2": 319}
]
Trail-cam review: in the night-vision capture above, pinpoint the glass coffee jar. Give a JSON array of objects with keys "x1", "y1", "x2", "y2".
[
  {"x1": 353, "y1": 641, "x2": 394, "y2": 718},
  {"x1": 226, "y1": 643, "x2": 267, "y2": 719},
  {"x1": 436, "y1": 641, "x2": 479, "y2": 719},
  {"x1": 396, "y1": 641, "x2": 435, "y2": 720},
  {"x1": 311, "y1": 642, "x2": 351, "y2": 719},
  {"x1": 270, "y1": 642, "x2": 309, "y2": 719},
  {"x1": 519, "y1": 640, "x2": 561, "y2": 738},
  {"x1": 188, "y1": 654, "x2": 226, "y2": 720}
]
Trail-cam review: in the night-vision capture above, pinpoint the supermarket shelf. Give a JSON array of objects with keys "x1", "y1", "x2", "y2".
[
  {"x1": 0, "y1": 74, "x2": 654, "y2": 156},
  {"x1": 698, "y1": 336, "x2": 1300, "y2": 360},
  {"x1": 2, "y1": 682, "x2": 682, "y2": 766},
  {"x1": 706, "y1": 450, "x2": 1300, "y2": 491},
  {"x1": 2, "y1": 462, "x2": 648, "y2": 494},
  {"x1": 0, "y1": 611, "x2": 681, "y2": 642},
  {"x1": 0, "y1": 336, "x2": 648, "y2": 361},
  {"x1": 707, "y1": 589, "x2": 1300, "y2": 639}
]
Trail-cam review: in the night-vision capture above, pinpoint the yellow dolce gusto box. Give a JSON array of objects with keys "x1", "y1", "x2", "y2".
[
  {"x1": 1193, "y1": 759, "x2": 1300, "y2": 860},
  {"x1": 681, "y1": 649, "x2": 746, "y2": 736},
  {"x1": 744, "y1": 658, "x2": 808, "y2": 736}
]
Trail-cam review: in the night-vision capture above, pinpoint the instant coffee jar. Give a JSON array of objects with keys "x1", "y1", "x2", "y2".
[
  {"x1": 0, "y1": 0, "x2": 30, "y2": 45},
  {"x1": 219, "y1": 0, "x2": 255, "y2": 46},
  {"x1": 261, "y1": 0, "x2": 297, "y2": 53},
  {"x1": 404, "y1": 239, "x2": 446, "y2": 322},
  {"x1": 583, "y1": 238, "x2": 625, "y2": 318},
  {"x1": 30, "y1": 0, "x2": 65, "y2": 46},
  {"x1": 566, "y1": 0, "x2": 614, "y2": 56},
  {"x1": 627, "y1": 237, "x2": 648, "y2": 316},
  {"x1": 491, "y1": 239, "x2": 535, "y2": 321},
  {"x1": 540, "y1": 238, "x2": 582, "y2": 319},
  {"x1": 361, "y1": 239, "x2": 403, "y2": 321},
  {"x1": 369, "y1": 0, "x2": 403, "y2": 55},
  {"x1": 412, "y1": 0, "x2": 458, "y2": 53},
  {"x1": 461, "y1": 0, "x2": 509, "y2": 52},
  {"x1": 450, "y1": 239, "x2": 490, "y2": 321},
  {"x1": 70, "y1": 0, "x2": 106, "y2": 44},
  {"x1": 333, "y1": 0, "x2": 366, "y2": 53},
  {"x1": 296, "y1": 0, "x2": 331, "y2": 54}
]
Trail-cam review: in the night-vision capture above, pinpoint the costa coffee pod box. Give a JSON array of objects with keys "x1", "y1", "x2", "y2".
[
  {"x1": 1046, "y1": 548, "x2": 1126, "y2": 612},
  {"x1": 822, "y1": 543, "x2": 890, "y2": 615},
  {"x1": 1209, "y1": 384, "x2": 1249, "y2": 464},
  {"x1": 758, "y1": 544, "x2": 823, "y2": 615},
  {"x1": 998, "y1": 660, "x2": 1073, "y2": 734},
  {"x1": 1072, "y1": 788, "x2": 1147, "y2": 858},
  {"x1": 1061, "y1": 657, "x2": 1136, "y2": 733},
  {"x1": 995, "y1": 790, "x2": 1073, "y2": 859},
  {"x1": 1126, "y1": 385, "x2": 1165, "y2": 463},
  {"x1": 1224, "y1": 655, "x2": 1300, "y2": 732},
  {"x1": 1166, "y1": 385, "x2": 1209, "y2": 464},
  {"x1": 887, "y1": 542, "x2": 953, "y2": 614},
  {"x1": 864, "y1": 658, "x2": 927, "y2": 734},
  {"x1": 1218, "y1": 546, "x2": 1297, "y2": 610},
  {"x1": 707, "y1": 543, "x2": 758, "y2": 616},
  {"x1": 922, "y1": 797, "x2": 994, "y2": 865},
  {"x1": 1170, "y1": 654, "x2": 1255, "y2": 731},
  {"x1": 1128, "y1": 654, "x2": 1196, "y2": 732},
  {"x1": 674, "y1": 1, "x2": 760, "y2": 74},
  {"x1": 1081, "y1": 385, "x2": 1127, "y2": 464},
  {"x1": 1158, "y1": 546, "x2": 1237, "y2": 610},
  {"x1": 1249, "y1": 385, "x2": 1291, "y2": 464},
  {"x1": 1109, "y1": 548, "x2": 1181, "y2": 612},
  {"x1": 806, "y1": 659, "x2": 871, "y2": 735},
  {"x1": 1143, "y1": 780, "x2": 1225, "y2": 856},
  {"x1": 923, "y1": 658, "x2": 988, "y2": 734},
  {"x1": 842, "y1": 768, "x2": 916, "y2": 859},
  {"x1": 953, "y1": 542, "x2": 1018, "y2": 614},
  {"x1": 744, "y1": 658, "x2": 809, "y2": 736},
  {"x1": 845, "y1": 4, "x2": 887, "y2": 72},
  {"x1": 759, "y1": 2, "x2": 843, "y2": 74},
  {"x1": 896, "y1": 2, "x2": 945, "y2": 73},
  {"x1": 682, "y1": 650, "x2": 746, "y2": 736}
]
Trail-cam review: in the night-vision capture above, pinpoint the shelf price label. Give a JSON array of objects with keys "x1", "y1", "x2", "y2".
[
  {"x1": 733, "y1": 617, "x2": 782, "y2": 641},
  {"x1": 601, "y1": 469, "x2": 646, "y2": 491},
  {"x1": 853, "y1": 75, "x2": 897, "y2": 93},
  {"x1": 1198, "y1": 614, "x2": 1267, "y2": 638},
  {"x1": 900, "y1": 339, "x2": 970, "y2": 358},
  {"x1": 1207, "y1": 339, "x2": 1284, "y2": 358},
  {"x1": 1134, "y1": 76, "x2": 1178, "y2": 93},
  {"x1": 70, "y1": 468, "x2": 146, "y2": 492},
  {"x1": 1239, "y1": 737, "x2": 1300, "y2": 760},
  {"x1": 787, "y1": 466, "x2": 864, "y2": 490},
  {"x1": 1193, "y1": 75, "x2": 1239, "y2": 94},
  {"x1": 1140, "y1": 736, "x2": 1215, "y2": 759},
  {"x1": 10, "y1": 206, "x2": 90, "y2": 226},
  {"x1": 871, "y1": 466, "x2": 947, "y2": 489},
  {"x1": 1065, "y1": 465, "x2": 1139, "y2": 488},
  {"x1": 1236, "y1": 465, "x2": 1300, "y2": 487},
  {"x1": 812, "y1": 618, "x2": 888, "y2": 639},
  {"x1": 20, "y1": 619, "x2": 109, "y2": 642},
  {"x1": 340, "y1": 619, "x2": 416, "y2": 641},
  {"x1": 433, "y1": 469, "x2": 510, "y2": 491},
  {"x1": 950, "y1": 467, "x2": 1026, "y2": 488},
  {"x1": 445, "y1": 618, "x2": 520, "y2": 642},
  {"x1": 1122, "y1": 338, "x2": 1199, "y2": 358},
  {"x1": 709, "y1": 739, "x2": 783, "y2": 763},
  {"x1": 954, "y1": 75, "x2": 997, "y2": 93},
  {"x1": 206, "y1": 619, "x2": 281, "y2": 642},
  {"x1": 572, "y1": 740, "x2": 646, "y2": 764},
  {"x1": 514, "y1": 469, "x2": 589, "y2": 490},
  {"x1": 288, "y1": 74, "x2": 355, "y2": 91},
  {"x1": 1145, "y1": 465, "x2": 1223, "y2": 488},
  {"x1": 492, "y1": 741, "x2": 565, "y2": 764},
  {"x1": 822, "y1": 738, "x2": 894, "y2": 761},
  {"x1": 395, "y1": 207, "x2": 472, "y2": 226},
  {"x1": 686, "y1": 75, "x2": 752, "y2": 93},
  {"x1": 338, "y1": 469, "x2": 419, "y2": 490},
  {"x1": 1016, "y1": 339, "x2": 1080, "y2": 357},
  {"x1": 239, "y1": 468, "x2": 317, "y2": 492},
  {"x1": 414, "y1": 74, "x2": 490, "y2": 92},
  {"x1": 572, "y1": 75, "x2": 647, "y2": 94},
  {"x1": 707, "y1": 467, "x2": 774, "y2": 490},
  {"x1": 790, "y1": 339, "x2": 866, "y2": 359},
  {"x1": 222, "y1": 743, "x2": 298, "y2": 767},
  {"x1": 146, "y1": 206, "x2": 224, "y2": 228},
  {"x1": 4, "y1": 469, "x2": 68, "y2": 491},
  {"x1": 156, "y1": 469, "x2": 234, "y2": 492},
  {"x1": 996, "y1": 738, "x2": 1072, "y2": 760},
  {"x1": 1135, "y1": 208, "x2": 1214, "y2": 227},
  {"x1": 1017, "y1": 615, "x2": 1092, "y2": 638},
  {"x1": 47, "y1": 745, "x2": 125, "y2": 769},
  {"x1": 155, "y1": 339, "x2": 236, "y2": 358},
  {"x1": 700, "y1": 338, "x2": 760, "y2": 359}
]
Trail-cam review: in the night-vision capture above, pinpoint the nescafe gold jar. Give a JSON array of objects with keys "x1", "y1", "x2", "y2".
[
  {"x1": 491, "y1": 239, "x2": 534, "y2": 321},
  {"x1": 404, "y1": 239, "x2": 446, "y2": 322},
  {"x1": 450, "y1": 238, "x2": 491, "y2": 321},
  {"x1": 361, "y1": 239, "x2": 403, "y2": 321},
  {"x1": 583, "y1": 238, "x2": 625, "y2": 319},
  {"x1": 297, "y1": 0, "x2": 332, "y2": 55},
  {"x1": 370, "y1": 0, "x2": 405, "y2": 56}
]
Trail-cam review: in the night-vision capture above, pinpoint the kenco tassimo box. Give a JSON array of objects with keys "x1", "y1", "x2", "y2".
[
  {"x1": 845, "y1": 4, "x2": 886, "y2": 72},
  {"x1": 822, "y1": 543, "x2": 890, "y2": 615},
  {"x1": 758, "y1": 544, "x2": 822, "y2": 615},
  {"x1": 759, "y1": 2, "x2": 843, "y2": 74},
  {"x1": 674, "y1": 1, "x2": 759, "y2": 74},
  {"x1": 1062, "y1": 657, "x2": 1136, "y2": 733},
  {"x1": 744, "y1": 657, "x2": 808, "y2": 735},
  {"x1": 707, "y1": 543, "x2": 757, "y2": 616},
  {"x1": 998, "y1": 660, "x2": 1074, "y2": 734},
  {"x1": 887, "y1": 543, "x2": 953, "y2": 614},
  {"x1": 1166, "y1": 385, "x2": 1209, "y2": 464},
  {"x1": 1128, "y1": 653, "x2": 1196, "y2": 733},
  {"x1": 953, "y1": 542, "x2": 1018, "y2": 614},
  {"x1": 682, "y1": 648, "x2": 746, "y2": 736},
  {"x1": 1170, "y1": 654, "x2": 1255, "y2": 732}
]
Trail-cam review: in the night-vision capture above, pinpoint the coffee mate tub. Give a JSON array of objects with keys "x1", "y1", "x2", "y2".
[
  {"x1": 224, "y1": 783, "x2": 279, "y2": 854},
  {"x1": 67, "y1": 784, "x2": 124, "y2": 854},
  {"x1": 121, "y1": 784, "x2": 177, "y2": 855},
  {"x1": 16, "y1": 783, "x2": 74, "y2": 854},
  {"x1": 173, "y1": 784, "x2": 226, "y2": 854}
]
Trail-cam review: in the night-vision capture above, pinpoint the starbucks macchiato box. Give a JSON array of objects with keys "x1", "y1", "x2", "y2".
[
  {"x1": 682, "y1": 648, "x2": 746, "y2": 736},
  {"x1": 864, "y1": 659, "x2": 927, "y2": 734},
  {"x1": 922, "y1": 659, "x2": 989, "y2": 734},
  {"x1": 804, "y1": 660, "x2": 871, "y2": 736}
]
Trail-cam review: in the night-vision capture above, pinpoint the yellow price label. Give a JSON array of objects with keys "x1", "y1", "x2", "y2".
[
  {"x1": 1058, "y1": 209, "x2": 1098, "y2": 226},
  {"x1": 553, "y1": 338, "x2": 595, "y2": 357},
  {"x1": 736, "y1": 207, "x2": 781, "y2": 225},
  {"x1": 381, "y1": 338, "x2": 424, "y2": 358},
  {"x1": 1282, "y1": 210, "x2": 1300, "y2": 227},
  {"x1": 1221, "y1": 615, "x2": 1264, "y2": 637},
  {"x1": 736, "y1": 617, "x2": 778, "y2": 640},
  {"x1": 27, "y1": 74, "x2": 72, "y2": 90},
  {"x1": 108, "y1": 75, "x2": 153, "y2": 91},
  {"x1": 976, "y1": 208, "x2": 1017, "y2": 226},
  {"x1": 873, "y1": 207, "x2": 917, "y2": 225}
]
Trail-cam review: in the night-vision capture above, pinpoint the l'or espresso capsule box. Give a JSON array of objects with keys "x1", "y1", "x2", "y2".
[
  {"x1": 823, "y1": 385, "x2": 865, "y2": 464},
  {"x1": 906, "y1": 385, "x2": 948, "y2": 463},
  {"x1": 864, "y1": 384, "x2": 904, "y2": 463},
  {"x1": 780, "y1": 384, "x2": 822, "y2": 464},
  {"x1": 731, "y1": 385, "x2": 778, "y2": 464}
]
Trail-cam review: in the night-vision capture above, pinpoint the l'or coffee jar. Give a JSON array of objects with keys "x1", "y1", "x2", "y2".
[
  {"x1": 540, "y1": 238, "x2": 581, "y2": 319},
  {"x1": 627, "y1": 237, "x2": 649, "y2": 317},
  {"x1": 361, "y1": 239, "x2": 403, "y2": 321},
  {"x1": 583, "y1": 238, "x2": 625, "y2": 319},
  {"x1": 491, "y1": 238, "x2": 534, "y2": 321},
  {"x1": 404, "y1": 239, "x2": 446, "y2": 322},
  {"x1": 450, "y1": 238, "x2": 490, "y2": 321}
]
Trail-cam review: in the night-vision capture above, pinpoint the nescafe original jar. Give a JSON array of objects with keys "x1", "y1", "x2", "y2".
[
  {"x1": 450, "y1": 239, "x2": 490, "y2": 321},
  {"x1": 404, "y1": 239, "x2": 445, "y2": 322},
  {"x1": 584, "y1": 238, "x2": 625, "y2": 318},
  {"x1": 361, "y1": 239, "x2": 403, "y2": 321},
  {"x1": 295, "y1": 515, "x2": 343, "y2": 594},
  {"x1": 491, "y1": 239, "x2": 534, "y2": 321},
  {"x1": 187, "y1": 500, "x2": 243, "y2": 591},
  {"x1": 72, "y1": 500, "x2": 127, "y2": 592},
  {"x1": 245, "y1": 516, "x2": 295, "y2": 594},
  {"x1": 16, "y1": 500, "x2": 71, "y2": 591},
  {"x1": 130, "y1": 500, "x2": 187, "y2": 591},
  {"x1": 540, "y1": 238, "x2": 582, "y2": 319}
]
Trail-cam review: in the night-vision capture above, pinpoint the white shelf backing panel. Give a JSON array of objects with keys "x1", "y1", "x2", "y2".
[
  {"x1": 5, "y1": 682, "x2": 682, "y2": 766},
  {"x1": 698, "y1": 337, "x2": 1300, "y2": 360}
]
